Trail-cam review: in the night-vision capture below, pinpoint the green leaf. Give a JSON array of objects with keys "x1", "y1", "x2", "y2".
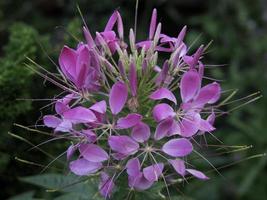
[
  {"x1": 55, "y1": 193, "x2": 91, "y2": 200},
  {"x1": 20, "y1": 173, "x2": 98, "y2": 195},
  {"x1": 8, "y1": 191, "x2": 35, "y2": 200}
]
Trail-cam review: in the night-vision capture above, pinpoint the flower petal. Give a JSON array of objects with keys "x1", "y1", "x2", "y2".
[
  {"x1": 83, "y1": 26, "x2": 95, "y2": 48},
  {"x1": 194, "y1": 82, "x2": 221, "y2": 107},
  {"x1": 90, "y1": 100, "x2": 107, "y2": 114},
  {"x1": 116, "y1": 11, "x2": 124, "y2": 39},
  {"x1": 149, "y1": 88, "x2": 177, "y2": 105},
  {"x1": 199, "y1": 118, "x2": 215, "y2": 132},
  {"x1": 152, "y1": 103, "x2": 175, "y2": 122},
  {"x1": 66, "y1": 144, "x2": 77, "y2": 161},
  {"x1": 126, "y1": 158, "x2": 141, "y2": 177},
  {"x1": 63, "y1": 106, "x2": 97, "y2": 123},
  {"x1": 155, "y1": 60, "x2": 169, "y2": 86},
  {"x1": 149, "y1": 9, "x2": 157, "y2": 40},
  {"x1": 105, "y1": 11, "x2": 117, "y2": 31},
  {"x1": 69, "y1": 158, "x2": 102, "y2": 175},
  {"x1": 79, "y1": 144, "x2": 108, "y2": 162},
  {"x1": 154, "y1": 118, "x2": 173, "y2": 140},
  {"x1": 162, "y1": 138, "x2": 193, "y2": 157},
  {"x1": 112, "y1": 152, "x2": 128, "y2": 160},
  {"x1": 76, "y1": 45, "x2": 90, "y2": 86},
  {"x1": 109, "y1": 82, "x2": 128, "y2": 115},
  {"x1": 59, "y1": 46, "x2": 77, "y2": 82},
  {"x1": 128, "y1": 174, "x2": 154, "y2": 191},
  {"x1": 55, "y1": 94, "x2": 75, "y2": 115},
  {"x1": 55, "y1": 120, "x2": 72, "y2": 132},
  {"x1": 136, "y1": 41, "x2": 153, "y2": 51},
  {"x1": 99, "y1": 172, "x2": 115, "y2": 198},
  {"x1": 180, "y1": 70, "x2": 201, "y2": 103},
  {"x1": 179, "y1": 112, "x2": 201, "y2": 137},
  {"x1": 43, "y1": 115, "x2": 61, "y2": 128},
  {"x1": 176, "y1": 26, "x2": 187, "y2": 46},
  {"x1": 82, "y1": 130, "x2": 97, "y2": 143},
  {"x1": 167, "y1": 122, "x2": 181, "y2": 136},
  {"x1": 143, "y1": 163, "x2": 164, "y2": 182},
  {"x1": 108, "y1": 136, "x2": 139, "y2": 155},
  {"x1": 117, "y1": 113, "x2": 143, "y2": 129},
  {"x1": 191, "y1": 45, "x2": 204, "y2": 69},
  {"x1": 186, "y1": 169, "x2": 209, "y2": 180},
  {"x1": 131, "y1": 122, "x2": 151, "y2": 142},
  {"x1": 169, "y1": 159, "x2": 186, "y2": 176}
]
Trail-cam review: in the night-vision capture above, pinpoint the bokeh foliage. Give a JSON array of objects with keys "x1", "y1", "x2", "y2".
[{"x1": 1, "y1": 0, "x2": 266, "y2": 199}]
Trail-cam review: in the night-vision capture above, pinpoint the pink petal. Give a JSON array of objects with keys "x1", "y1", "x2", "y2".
[
  {"x1": 112, "y1": 152, "x2": 128, "y2": 160},
  {"x1": 100, "y1": 31, "x2": 117, "y2": 53},
  {"x1": 89, "y1": 100, "x2": 107, "y2": 114},
  {"x1": 152, "y1": 103, "x2": 175, "y2": 122},
  {"x1": 66, "y1": 144, "x2": 77, "y2": 161},
  {"x1": 155, "y1": 61, "x2": 169, "y2": 86},
  {"x1": 82, "y1": 130, "x2": 97, "y2": 143},
  {"x1": 104, "y1": 11, "x2": 118, "y2": 31},
  {"x1": 59, "y1": 46, "x2": 77, "y2": 82},
  {"x1": 169, "y1": 159, "x2": 186, "y2": 176},
  {"x1": 83, "y1": 26, "x2": 95, "y2": 48},
  {"x1": 179, "y1": 112, "x2": 201, "y2": 137},
  {"x1": 69, "y1": 158, "x2": 102, "y2": 175},
  {"x1": 180, "y1": 70, "x2": 201, "y2": 103},
  {"x1": 194, "y1": 82, "x2": 221, "y2": 107},
  {"x1": 116, "y1": 11, "x2": 124, "y2": 39},
  {"x1": 109, "y1": 81, "x2": 128, "y2": 115},
  {"x1": 117, "y1": 113, "x2": 142, "y2": 129},
  {"x1": 149, "y1": 9, "x2": 157, "y2": 40},
  {"x1": 76, "y1": 63, "x2": 88, "y2": 88},
  {"x1": 186, "y1": 169, "x2": 209, "y2": 180},
  {"x1": 207, "y1": 111, "x2": 216, "y2": 125},
  {"x1": 55, "y1": 120, "x2": 72, "y2": 132},
  {"x1": 136, "y1": 41, "x2": 153, "y2": 51},
  {"x1": 183, "y1": 55, "x2": 194, "y2": 67},
  {"x1": 128, "y1": 174, "x2": 154, "y2": 191},
  {"x1": 167, "y1": 122, "x2": 181, "y2": 136},
  {"x1": 154, "y1": 118, "x2": 173, "y2": 140},
  {"x1": 126, "y1": 158, "x2": 141, "y2": 177},
  {"x1": 108, "y1": 136, "x2": 139, "y2": 155},
  {"x1": 76, "y1": 45, "x2": 90, "y2": 86},
  {"x1": 63, "y1": 106, "x2": 97, "y2": 123},
  {"x1": 192, "y1": 45, "x2": 204, "y2": 68},
  {"x1": 79, "y1": 144, "x2": 108, "y2": 162},
  {"x1": 143, "y1": 163, "x2": 164, "y2": 182},
  {"x1": 131, "y1": 122, "x2": 151, "y2": 142},
  {"x1": 199, "y1": 118, "x2": 215, "y2": 132},
  {"x1": 196, "y1": 111, "x2": 216, "y2": 136},
  {"x1": 149, "y1": 88, "x2": 177, "y2": 105},
  {"x1": 162, "y1": 138, "x2": 193, "y2": 157},
  {"x1": 99, "y1": 172, "x2": 115, "y2": 198},
  {"x1": 55, "y1": 94, "x2": 74, "y2": 115},
  {"x1": 176, "y1": 26, "x2": 187, "y2": 46},
  {"x1": 43, "y1": 115, "x2": 61, "y2": 128},
  {"x1": 198, "y1": 61, "x2": 204, "y2": 80}
]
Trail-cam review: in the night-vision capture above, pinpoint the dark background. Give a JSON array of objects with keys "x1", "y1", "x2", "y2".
[{"x1": 1, "y1": 0, "x2": 267, "y2": 199}]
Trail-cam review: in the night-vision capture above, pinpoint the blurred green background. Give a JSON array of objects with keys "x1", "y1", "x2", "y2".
[{"x1": 1, "y1": 0, "x2": 266, "y2": 199}]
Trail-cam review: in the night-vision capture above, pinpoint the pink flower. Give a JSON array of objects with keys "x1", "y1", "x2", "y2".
[
  {"x1": 40, "y1": 8, "x2": 226, "y2": 198},
  {"x1": 59, "y1": 44, "x2": 101, "y2": 92}
]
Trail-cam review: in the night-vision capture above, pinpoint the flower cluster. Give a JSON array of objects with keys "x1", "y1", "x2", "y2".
[{"x1": 43, "y1": 9, "x2": 221, "y2": 198}]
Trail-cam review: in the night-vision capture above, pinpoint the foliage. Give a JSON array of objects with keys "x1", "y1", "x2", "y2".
[{"x1": 0, "y1": 23, "x2": 37, "y2": 123}]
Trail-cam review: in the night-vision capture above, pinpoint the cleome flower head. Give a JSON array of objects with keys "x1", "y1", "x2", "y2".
[{"x1": 43, "y1": 8, "x2": 222, "y2": 199}]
